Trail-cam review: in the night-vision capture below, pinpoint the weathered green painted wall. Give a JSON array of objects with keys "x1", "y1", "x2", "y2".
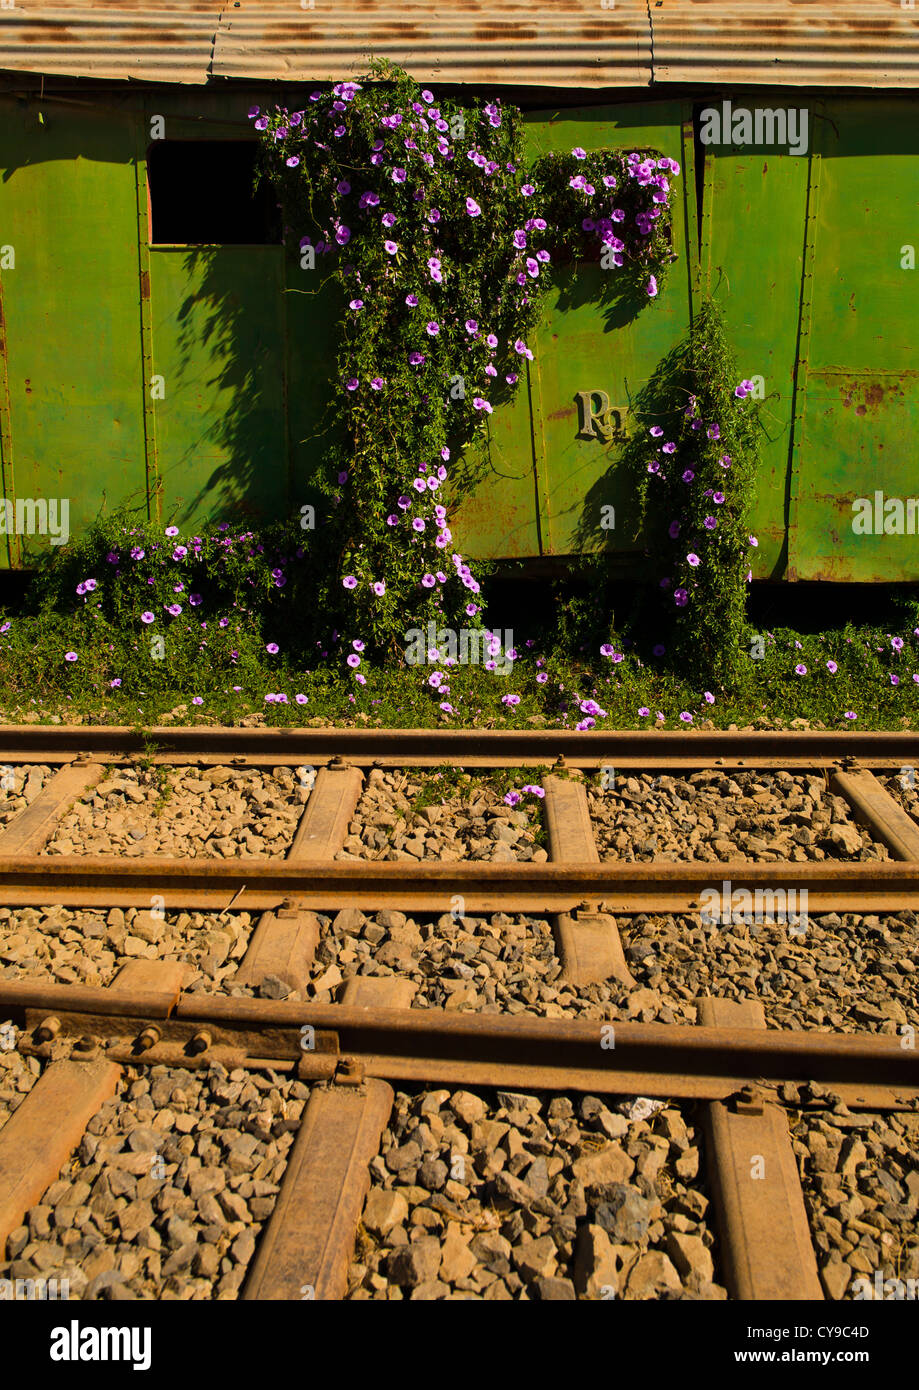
[
  {"x1": 790, "y1": 99, "x2": 919, "y2": 582},
  {"x1": 703, "y1": 96, "x2": 919, "y2": 583},
  {"x1": 453, "y1": 100, "x2": 697, "y2": 562},
  {"x1": 0, "y1": 86, "x2": 917, "y2": 583},
  {"x1": 0, "y1": 97, "x2": 146, "y2": 565}
]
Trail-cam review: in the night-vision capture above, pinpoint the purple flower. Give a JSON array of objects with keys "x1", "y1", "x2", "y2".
[
  {"x1": 172, "y1": 546, "x2": 187, "y2": 560},
  {"x1": 844, "y1": 711, "x2": 857, "y2": 721},
  {"x1": 384, "y1": 240, "x2": 398, "y2": 255},
  {"x1": 349, "y1": 299, "x2": 364, "y2": 311},
  {"x1": 412, "y1": 518, "x2": 425, "y2": 533},
  {"x1": 165, "y1": 526, "x2": 179, "y2": 537},
  {"x1": 64, "y1": 651, "x2": 78, "y2": 662},
  {"x1": 392, "y1": 167, "x2": 407, "y2": 183},
  {"x1": 703, "y1": 517, "x2": 716, "y2": 531},
  {"x1": 892, "y1": 636, "x2": 904, "y2": 651},
  {"x1": 649, "y1": 426, "x2": 664, "y2": 438},
  {"x1": 345, "y1": 378, "x2": 359, "y2": 391},
  {"x1": 266, "y1": 643, "x2": 279, "y2": 655},
  {"x1": 646, "y1": 276, "x2": 658, "y2": 297},
  {"x1": 370, "y1": 377, "x2": 384, "y2": 390},
  {"x1": 343, "y1": 576, "x2": 358, "y2": 590},
  {"x1": 130, "y1": 547, "x2": 145, "y2": 560},
  {"x1": 679, "y1": 711, "x2": 693, "y2": 723},
  {"x1": 426, "y1": 321, "x2": 440, "y2": 336},
  {"x1": 141, "y1": 611, "x2": 155, "y2": 624},
  {"x1": 167, "y1": 604, "x2": 182, "y2": 616},
  {"x1": 110, "y1": 678, "x2": 122, "y2": 688},
  {"x1": 686, "y1": 553, "x2": 700, "y2": 568},
  {"x1": 406, "y1": 293, "x2": 418, "y2": 306},
  {"x1": 465, "y1": 198, "x2": 481, "y2": 217},
  {"x1": 674, "y1": 588, "x2": 688, "y2": 607},
  {"x1": 408, "y1": 351, "x2": 425, "y2": 366},
  {"x1": 335, "y1": 226, "x2": 351, "y2": 245},
  {"x1": 795, "y1": 664, "x2": 807, "y2": 675},
  {"x1": 296, "y1": 694, "x2": 308, "y2": 704},
  {"x1": 465, "y1": 319, "x2": 479, "y2": 335},
  {"x1": 422, "y1": 573, "x2": 436, "y2": 588},
  {"x1": 827, "y1": 660, "x2": 838, "y2": 674},
  {"x1": 373, "y1": 581, "x2": 386, "y2": 596},
  {"x1": 189, "y1": 594, "x2": 202, "y2": 607},
  {"x1": 347, "y1": 654, "x2": 361, "y2": 668},
  {"x1": 286, "y1": 156, "x2": 300, "y2": 169},
  {"x1": 572, "y1": 147, "x2": 587, "y2": 159},
  {"x1": 682, "y1": 469, "x2": 695, "y2": 483}
]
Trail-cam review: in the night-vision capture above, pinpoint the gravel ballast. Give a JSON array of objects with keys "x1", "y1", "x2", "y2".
[
  {"x1": 339, "y1": 770, "x2": 546, "y2": 863},
  {"x1": 588, "y1": 770, "x2": 889, "y2": 863},
  {"x1": 222, "y1": 908, "x2": 918, "y2": 1036},
  {"x1": 348, "y1": 1087, "x2": 726, "y2": 1300},
  {"x1": 791, "y1": 1106, "x2": 919, "y2": 1302},
  {"x1": 0, "y1": 764, "x2": 56, "y2": 830},
  {"x1": 0, "y1": 908, "x2": 253, "y2": 989},
  {"x1": 43, "y1": 765, "x2": 308, "y2": 858},
  {"x1": 0, "y1": 1044, "x2": 40, "y2": 1135},
  {"x1": 0, "y1": 1063, "x2": 308, "y2": 1300}
]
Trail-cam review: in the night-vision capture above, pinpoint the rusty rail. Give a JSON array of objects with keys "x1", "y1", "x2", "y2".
[
  {"x1": 1, "y1": 855, "x2": 917, "y2": 912},
  {"x1": 0, "y1": 725, "x2": 915, "y2": 768}
]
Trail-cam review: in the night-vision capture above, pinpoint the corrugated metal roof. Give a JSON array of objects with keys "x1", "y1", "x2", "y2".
[
  {"x1": 0, "y1": 0, "x2": 915, "y2": 89},
  {"x1": 211, "y1": 5, "x2": 648, "y2": 87},
  {"x1": 652, "y1": 2, "x2": 919, "y2": 87}
]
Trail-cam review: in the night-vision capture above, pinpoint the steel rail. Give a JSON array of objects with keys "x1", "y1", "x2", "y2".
[
  {"x1": 2, "y1": 855, "x2": 919, "y2": 912},
  {"x1": 1, "y1": 982, "x2": 915, "y2": 1104},
  {"x1": 0, "y1": 726, "x2": 915, "y2": 768}
]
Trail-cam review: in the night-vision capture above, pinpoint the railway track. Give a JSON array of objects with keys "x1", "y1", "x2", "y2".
[{"x1": 0, "y1": 726, "x2": 917, "y2": 1303}]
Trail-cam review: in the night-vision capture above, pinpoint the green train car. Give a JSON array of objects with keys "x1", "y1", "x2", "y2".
[{"x1": 0, "y1": 0, "x2": 916, "y2": 585}]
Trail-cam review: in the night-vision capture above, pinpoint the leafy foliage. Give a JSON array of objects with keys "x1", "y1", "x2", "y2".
[
  {"x1": 622, "y1": 299, "x2": 763, "y2": 680},
  {"x1": 252, "y1": 62, "x2": 678, "y2": 658}
]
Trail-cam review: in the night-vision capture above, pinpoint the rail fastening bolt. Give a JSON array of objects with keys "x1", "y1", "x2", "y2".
[
  {"x1": 35, "y1": 1016, "x2": 61, "y2": 1042},
  {"x1": 188, "y1": 1030, "x2": 212, "y2": 1055},
  {"x1": 136, "y1": 1026, "x2": 161, "y2": 1052}
]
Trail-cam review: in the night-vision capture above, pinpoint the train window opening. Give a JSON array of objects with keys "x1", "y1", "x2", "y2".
[{"x1": 146, "y1": 140, "x2": 282, "y2": 245}]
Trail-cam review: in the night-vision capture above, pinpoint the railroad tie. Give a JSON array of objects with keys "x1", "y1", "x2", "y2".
[
  {"x1": 544, "y1": 774, "x2": 634, "y2": 985},
  {"x1": 0, "y1": 761, "x2": 106, "y2": 856},
  {"x1": 0, "y1": 1058, "x2": 121, "y2": 1259},
  {"x1": 237, "y1": 764, "x2": 363, "y2": 992},
  {"x1": 242, "y1": 1076, "x2": 394, "y2": 1301},
  {"x1": 699, "y1": 997, "x2": 823, "y2": 1301},
  {"x1": 830, "y1": 766, "x2": 919, "y2": 861}
]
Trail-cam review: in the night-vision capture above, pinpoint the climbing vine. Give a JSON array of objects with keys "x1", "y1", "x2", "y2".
[
  {"x1": 625, "y1": 299, "x2": 763, "y2": 678},
  {"x1": 252, "y1": 61, "x2": 679, "y2": 661}
]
